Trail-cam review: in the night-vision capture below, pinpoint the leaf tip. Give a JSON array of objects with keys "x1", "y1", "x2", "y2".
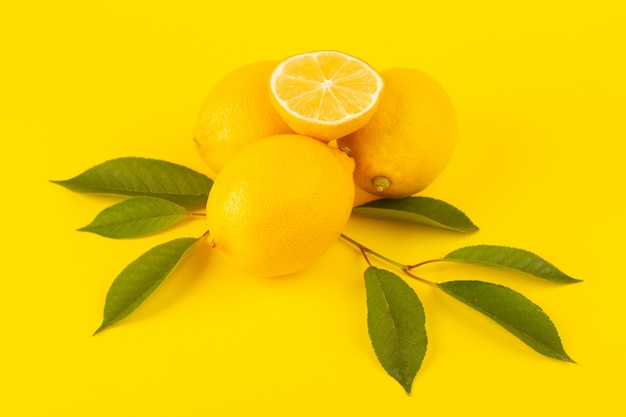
[
  {"x1": 92, "y1": 324, "x2": 106, "y2": 336},
  {"x1": 76, "y1": 225, "x2": 104, "y2": 237},
  {"x1": 559, "y1": 351, "x2": 577, "y2": 364},
  {"x1": 458, "y1": 224, "x2": 480, "y2": 233}
]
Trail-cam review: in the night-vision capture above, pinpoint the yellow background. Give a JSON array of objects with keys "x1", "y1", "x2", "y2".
[{"x1": 2, "y1": 1, "x2": 624, "y2": 415}]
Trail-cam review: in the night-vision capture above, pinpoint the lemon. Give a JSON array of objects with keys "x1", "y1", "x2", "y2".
[
  {"x1": 206, "y1": 134, "x2": 355, "y2": 277},
  {"x1": 269, "y1": 50, "x2": 384, "y2": 142},
  {"x1": 193, "y1": 61, "x2": 293, "y2": 174},
  {"x1": 337, "y1": 67, "x2": 457, "y2": 198}
]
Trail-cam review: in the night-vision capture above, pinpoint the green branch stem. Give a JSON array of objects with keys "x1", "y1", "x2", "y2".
[
  {"x1": 340, "y1": 233, "x2": 437, "y2": 286},
  {"x1": 407, "y1": 259, "x2": 442, "y2": 269}
]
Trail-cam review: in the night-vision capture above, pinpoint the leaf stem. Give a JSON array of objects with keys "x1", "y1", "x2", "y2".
[
  {"x1": 340, "y1": 234, "x2": 436, "y2": 286},
  {"x1": 402, "y1": 268, "x2": 438, "y2": 287},
  {"x1": 407, "y1": 259, "x2": 443, "y2": 269},
  {"x1": 340, "y1": 234, "x2": 403, "y2": 269}
]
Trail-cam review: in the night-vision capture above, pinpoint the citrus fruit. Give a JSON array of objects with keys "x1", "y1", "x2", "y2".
[
  {"x1": 206, "y1": 134, "x2": 355, "y2": 277},
  {"x1": 193, "y1": 61, "x2": 293, "y2": 174},
  {"x1": 337, "y1": 67, "x2": 457, "y2": 198},
  {"x1": 269, "y1": 50, "x2": 384, "y2": 142}
]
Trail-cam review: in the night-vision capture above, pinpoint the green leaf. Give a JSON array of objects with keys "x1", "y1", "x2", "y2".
[
  {"x1": 364, "y1": 266, "x2": 428, "y2": 395},
  {"x1": 94, "y1": 237, "x2": 199, "y2": 335},
  {"x1": 352, "y1": 196, "x2": 478, "y2": 232},
  {"x1": 443, "y1": 245, "x2": 581, "y2": 284},
  {"x1": 78, "y1": 196, "x2": 189, "y2": 239},
  {"x1": 437, "y1": 280, "x2": 574, "y2": 362},
  {"x1": 52, "y1": 157, "x2": 213, "y2": 207}
]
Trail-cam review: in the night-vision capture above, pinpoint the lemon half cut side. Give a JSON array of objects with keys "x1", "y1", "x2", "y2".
[{"x1": 269, "y1": 50, "x2": 384, "y2": 142}]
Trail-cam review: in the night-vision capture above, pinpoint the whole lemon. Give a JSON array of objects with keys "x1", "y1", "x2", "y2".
[
  {"x1": 337, "y1": 67, "x2": 457, "y2": 198},
  {"x1": 206, "y1": 134, "x2": 355, "y2": 277},
  {"x1": 193, "y1": 61, "x2": 293, "y2": 174}
]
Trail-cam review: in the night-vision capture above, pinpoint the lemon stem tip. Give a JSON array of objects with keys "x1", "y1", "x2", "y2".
[{"x1": 372, "y1": 176, "x2": 391, "y2": 193}]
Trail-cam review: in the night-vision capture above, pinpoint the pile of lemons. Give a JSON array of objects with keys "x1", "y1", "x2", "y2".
[{"x1": 194, "y1": 51, "x2": 456, "y2": 277}]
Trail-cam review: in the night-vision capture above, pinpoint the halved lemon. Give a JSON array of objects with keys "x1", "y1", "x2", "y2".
[{"x1": 269, "y1": 50, "x2": 384, "y2": 142}]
